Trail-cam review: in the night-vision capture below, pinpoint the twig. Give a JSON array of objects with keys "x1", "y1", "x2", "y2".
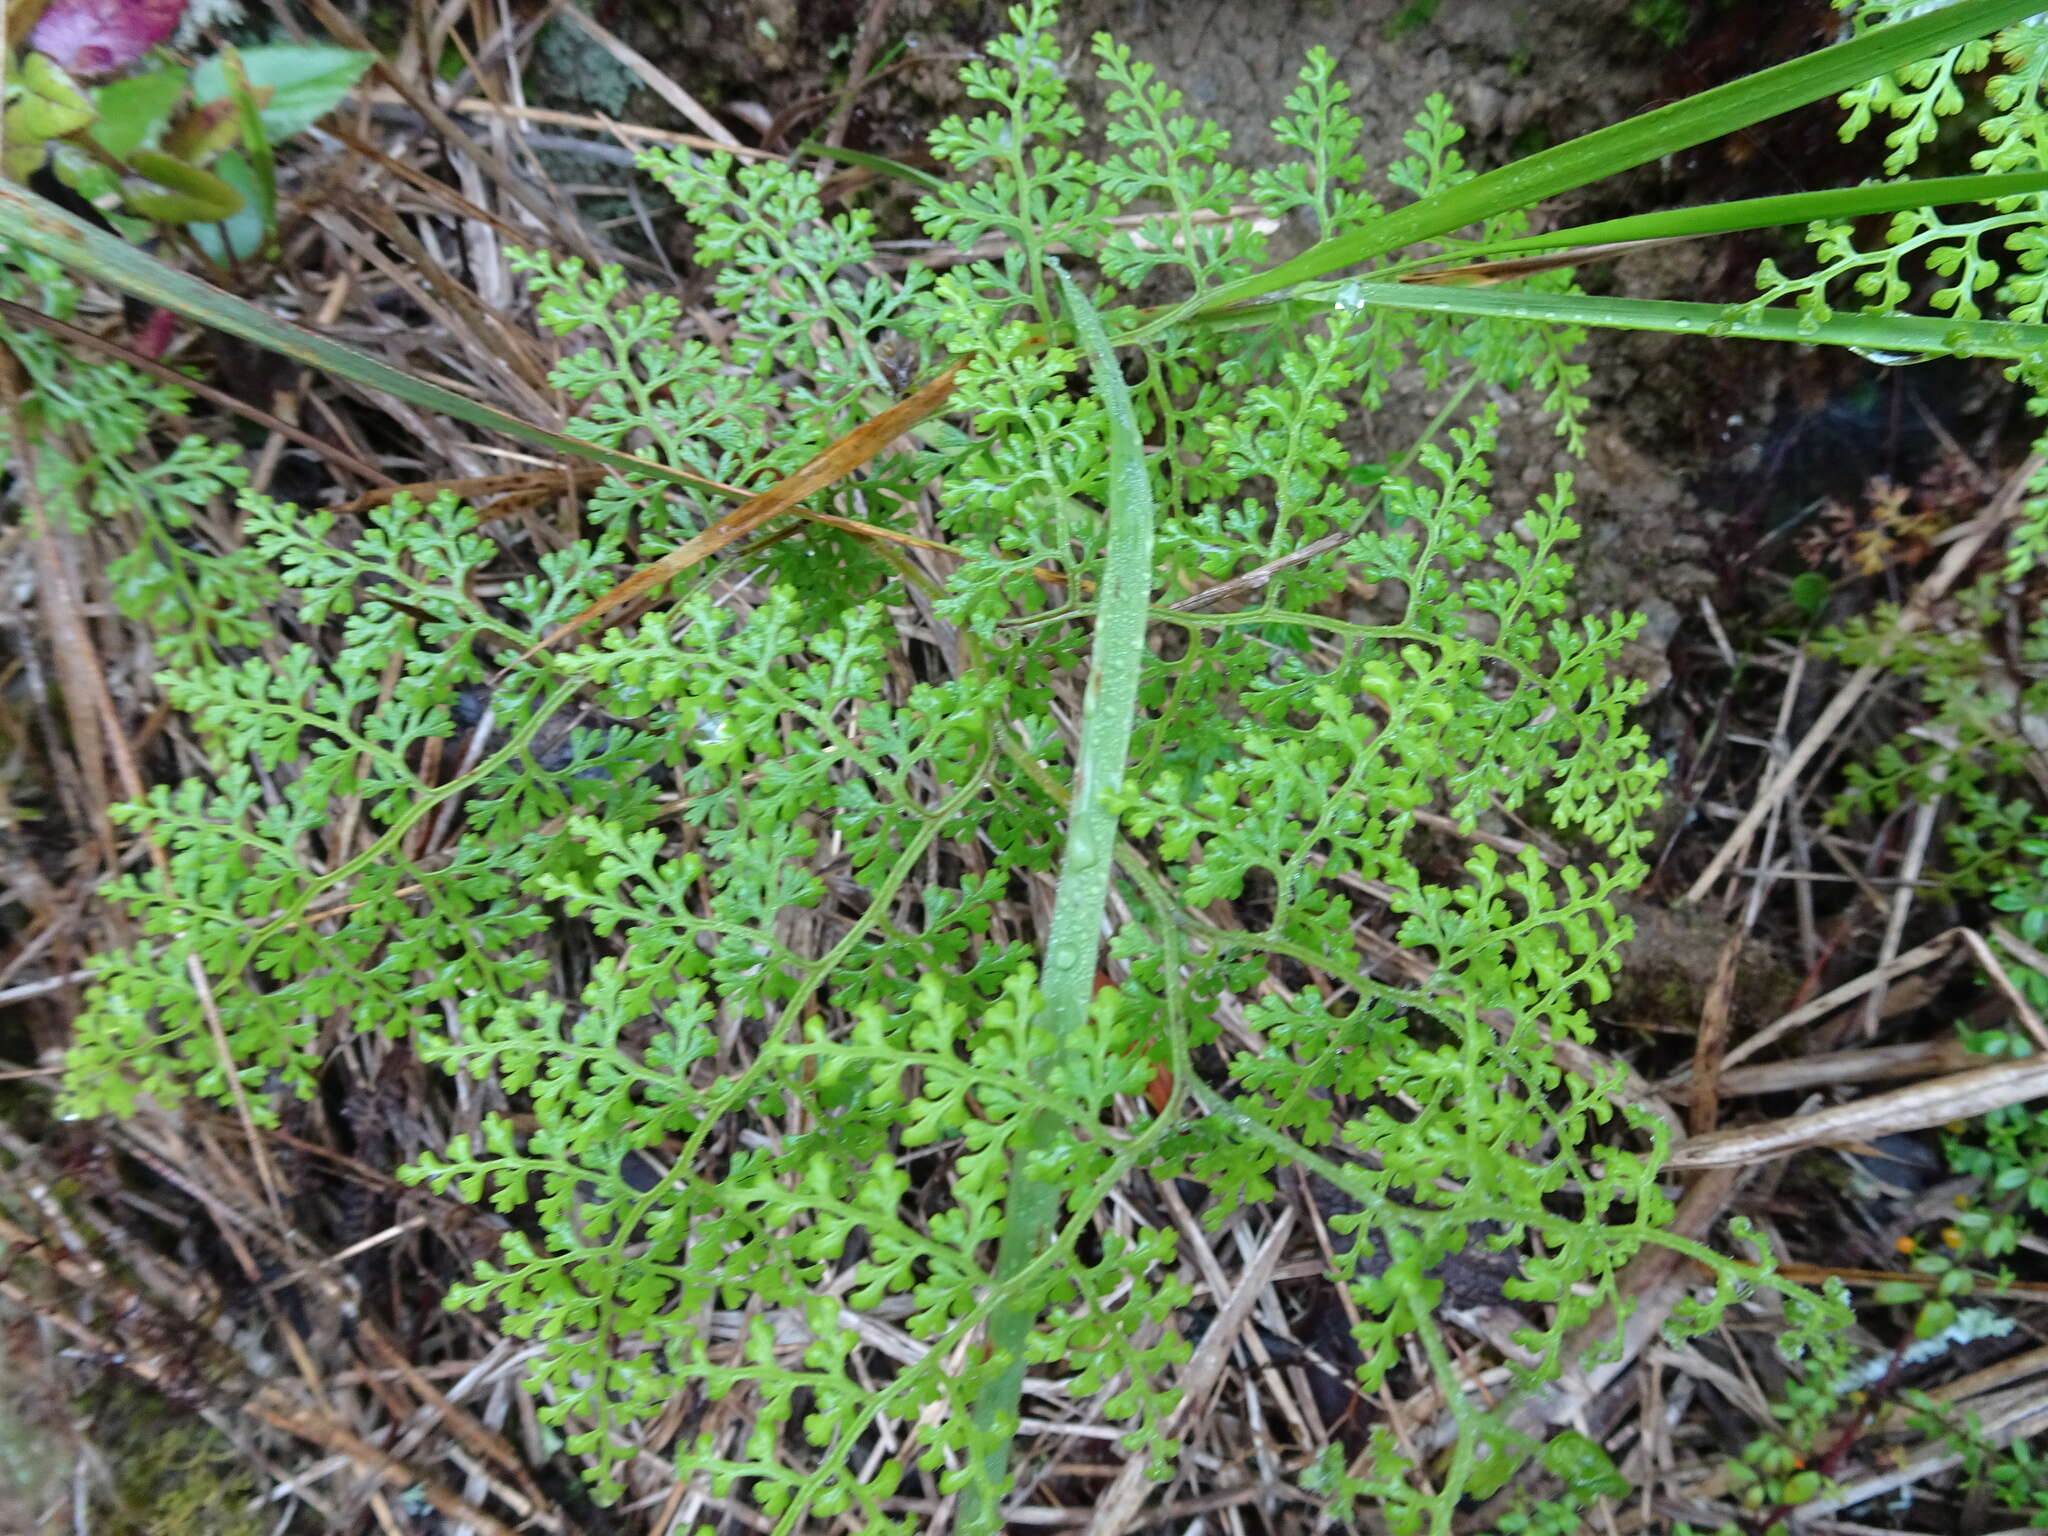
[
  {"x1": 1798, "y1": 1387, "x2": 2048, "y2": 1517},
  {"x1": 1662, "y1": 1035, "x2": 1978, "y2": 1101},
  {"x1": 1685, "y1": 927, "x2": 1962, "y2": 1080},
  {"x1": 359, "y1": 89, "x2": 781, "y2": 156},
  {"x1": 10, "y1": 417, "x2": 113, "y2": 856},
  {"x1": 305, "y1": 0, "x2": 609, "y2": 266},
  {"x1": 1738, "y1": 648, "x2": 1806, "y2": 932},
  {"x1": 4, "y1": 391, "x2": 288, "y2": 1218},
  {"x1": 1861, "y1": 771, "x2": 1943, "y2": 1034},
  {"x1": 1770, "y1": 1262, "x2": 2048, "y2": 1301},
  {"x1": 1689, "y1": 932, "x2": 1744, "y2": 1136},
  {"x1": 1984, "y1": 923, "x2": 2048, "y2": 1051},
  {"x1": 1665, "y1": 1052, "x2": 2048, "y2": 1169},
  {"x1": 821, "y1": 0, "x2": 897, "y2": 151}
]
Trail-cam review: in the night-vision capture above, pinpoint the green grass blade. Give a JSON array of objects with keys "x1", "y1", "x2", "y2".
[
  {"x1": 1171, "y1": 0, "x2": 2039, "y2": 320},
  {"x1": 1227, "y1": 280, "x2": 2048, "y2": 359},
  {"x1": 797, "y1": 139, "x2": 948, "y2": 195},
  {"x1": 966, "y1": 267, "x2": 1156, "y2": 1532},
  {"x1": 222, "y1": 48, "x2": 278, "y2": 255},
  {"x1": 0, "y1": 180, "x2": 747, "y2": 500},
  {"x1": 1461, "y1": 169, "x2": 2048, "y2": 257}
]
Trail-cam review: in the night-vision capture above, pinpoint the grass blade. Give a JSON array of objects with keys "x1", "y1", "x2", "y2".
[
  {"x1": 797, "y1": 139, "x2": 948, "y2": 195},
  {"x1": 1216, "y1": 280, "x2": 2048, "y2": 360},
  {"x1": 1439, "y1": 169, "x2": 2048, "y2": 259},
  {"x1": 0, "y1": 180, "x2": 747, "y2": 501},
  {"x1": 965, "y1": 267, "x2": 1156, "y2": 1531},
  {"x1": 1169, "y1": 0, "x2": 2041, "y2": 321}
]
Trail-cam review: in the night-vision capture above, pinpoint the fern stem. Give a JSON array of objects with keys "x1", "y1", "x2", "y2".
[{"x1": 964, "y1": 270, "x2": 1155, "y2": 1529}]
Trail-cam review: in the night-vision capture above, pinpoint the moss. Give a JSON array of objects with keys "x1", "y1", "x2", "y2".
[
  {"x1": 1382, "y1": 0, "x2": 1440, "y2": 42},
  {"x1": 533, "y1": 20, "x2": 641, "y2": 118},
  {"x1": 1, "y1": 1363, "x2": 281, "y2": 1536},
  {"x1": 97, "y1": 1404, "x2": 275, "y2": 1536}
]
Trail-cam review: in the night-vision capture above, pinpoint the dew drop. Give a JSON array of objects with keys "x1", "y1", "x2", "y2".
[{"x1": 1849, "y1": 346, "x2": 1934, "y2": 367}]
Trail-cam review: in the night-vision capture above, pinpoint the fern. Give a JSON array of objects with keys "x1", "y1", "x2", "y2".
[
  {"x1": 1811, "y1": 453, "x2": 2048, "y2": 897},
  {"x1": 46, "y1": 3, "x2": 1853, "y2": 1529},
  {"x1": 1755, "y1": 2, "x2": 2048, "y2": 328},
  {"x1": 0, "y1": 251, "x2": 263, "y2": 667}
]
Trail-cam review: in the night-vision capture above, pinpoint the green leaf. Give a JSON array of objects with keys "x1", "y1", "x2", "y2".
[
  {"x1": 122, "y1": 149, "x2": 244, "y2": 223},
  {"x1": 1541, "y1": 1430, "x2": 1632, "y2": 1501},
  {"x1": 160, "y1": 98, "x2": 246, "y2": 164},
  {"x1": 968, "y1": 265, "x2": 1158, "y2": 1528},
  {"x1": 190, "y1": 44, "x2": 372, "y2": 142},
  {"x1": 798, "y1": 138, "x2": 948, "y2": 195},
  {"x1": 220, "y1": 50, "x2": 277, "y2": 251},
  {"x1": 1915, "y1": 1296, "x2": 1960, "y2": 1337},
  {"x1": 1779, "y1": 1469, "x2": 1824, "y2": 1504},
  {"x1": 91, "y1": 66, "x2": 189, "y2": 159},
  {"x1": 187, "y1": 152, "x2": 266, "y2": 263},
  {"x1": 1790, "y1": 570, "x2": 1831, "y2": 619},
  {"x1": 9, "y1": 53, "x2": 98, "y2": 142}
]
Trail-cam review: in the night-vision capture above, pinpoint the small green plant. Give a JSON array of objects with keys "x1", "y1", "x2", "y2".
[
  {"x1": 6, "y1": 0, "x2": 370, "y2": 262},
  {"x1": 0, "y1": 251, "x2": 263, "y2": 663},
  {"x1": 1383, "y1": 0, "x2": 1441, "y2": 42},
  {"x1": 1786, "y1": 0, "x2": 2048, "y2": 1355},
  {"x1": 1672, "y1": 1283, "x2": 2019, "y2": 1536},
  {"x1": 1473, "y1": 1430, "x2": 1633, "y2": 1533},
  {"x1": 1810, "y1": 547, "x2": 2048, "y2": 896},
  {"x1": 1759, "y1": 1, "x2": 2048, "y2": 321},
  {"x1": 1631, "y1": 0, "x2": 1696, "y2": 50},
  {"x1": 1927, "y1": 1407, "x2": 2048, "y2": 1526},
  {"x1": 1, "y1": 1341, "x2": 271, "y2": 1536},
  {"x1": 88, "y1": 1395, "x2": 275, "y2": 1536},
  {"x1": 15, "y1": 0, "x2": 2048, "y2": 1530}
]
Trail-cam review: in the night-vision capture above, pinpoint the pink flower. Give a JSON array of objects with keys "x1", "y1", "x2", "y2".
[{"x1": 29, "y1": 0, "x2": 188, "y2": 81}]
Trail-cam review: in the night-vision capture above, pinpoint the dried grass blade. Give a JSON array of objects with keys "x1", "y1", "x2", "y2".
[
  {"x1": 331, "y1": 465, "x2": 610, "y2": 518},
  {"x1": 301, "y1": 0, "x2": 608, "y2": 268},
  {"x1": 523, "y1": 360, "x2": 963, "y2": 654}
]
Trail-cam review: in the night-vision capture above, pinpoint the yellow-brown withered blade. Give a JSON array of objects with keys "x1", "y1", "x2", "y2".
[
  {"x1": 521, "y1": 360, "x2": 965, "y2": 659},
  {"x1": 1396, "y1": 235, "x2": 1692, "y2": 287}
]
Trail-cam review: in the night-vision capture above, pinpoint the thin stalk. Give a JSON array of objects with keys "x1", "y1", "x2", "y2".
[
  {"x1": 964, "y1": 269, "x2": 1155, "y2": 1530},
  {"x1": 1202, "y1": 280, "x2": 2048, "y2": 360}
]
